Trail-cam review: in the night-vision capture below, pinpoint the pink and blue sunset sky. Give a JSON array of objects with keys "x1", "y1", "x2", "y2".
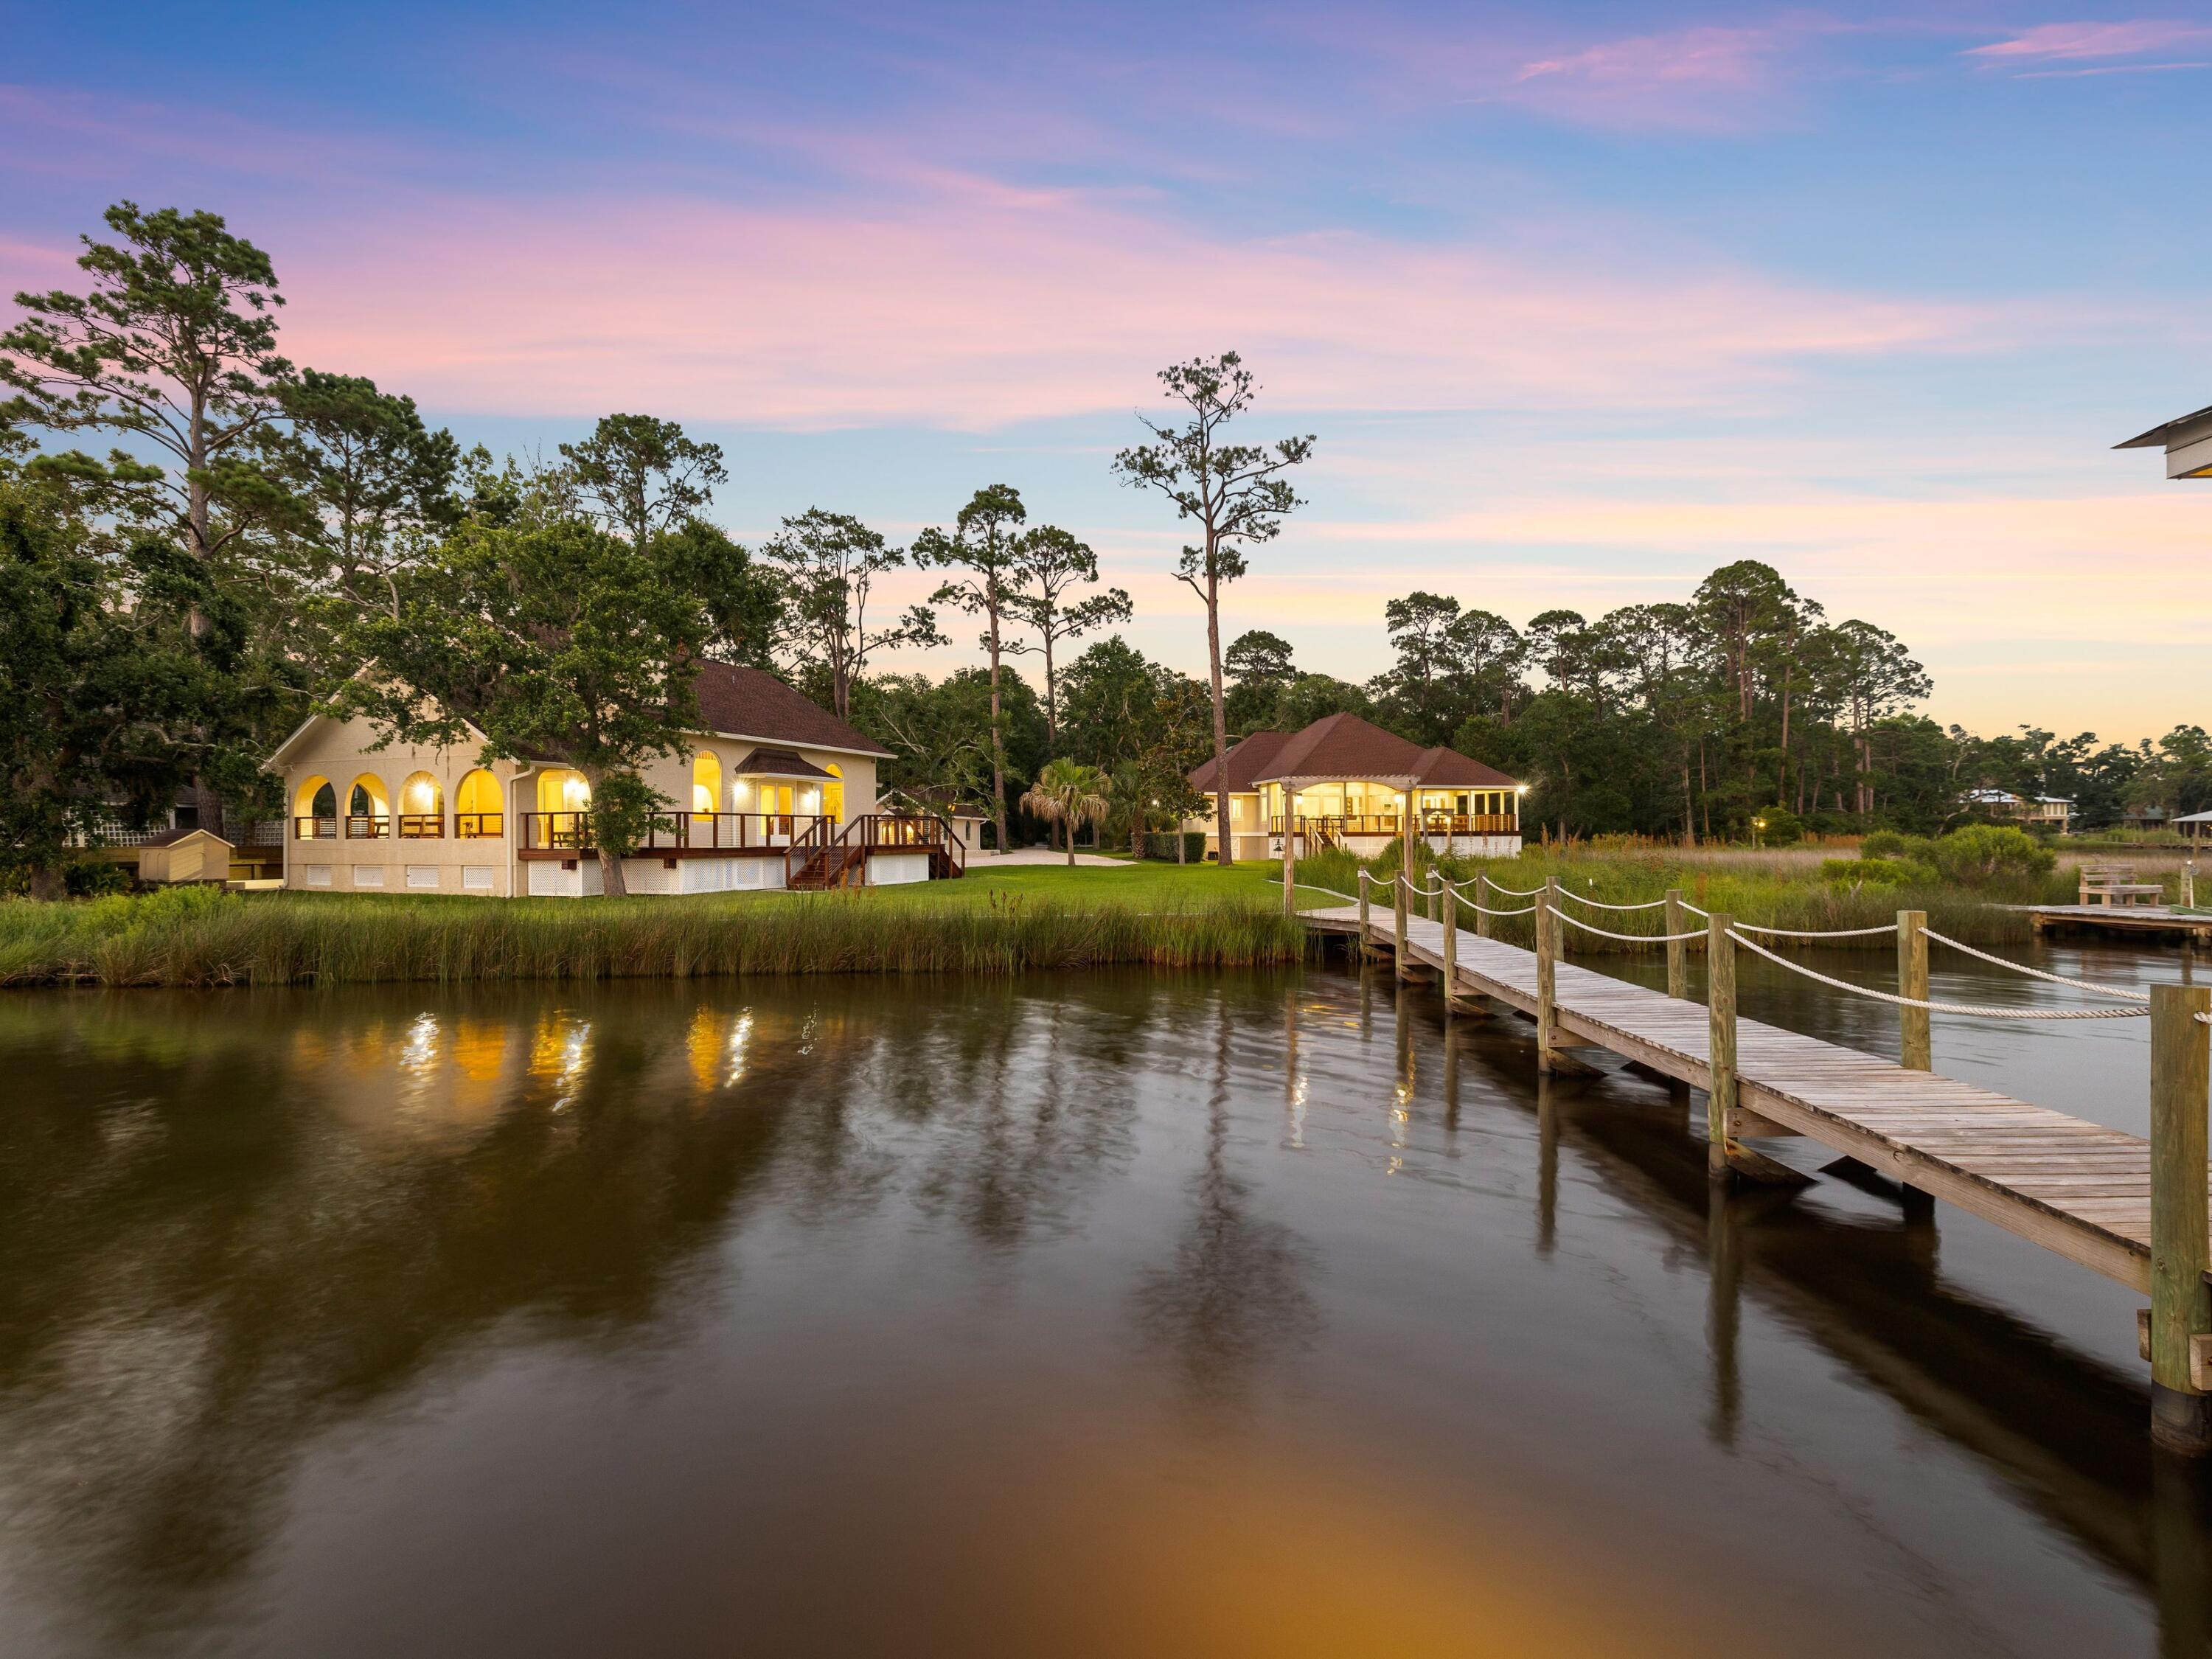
[{"x1": 4, "y1": 1, "x2": 2207, "y2": 740}]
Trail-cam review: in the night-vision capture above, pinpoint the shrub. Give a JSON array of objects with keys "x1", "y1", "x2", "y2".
[
  {"x1": 1930, "y1": 824, "x2": 2056, "y2": 886},
  {"x1": 1754, "y1": 806, "x2": 1804, "y2": 846},
  {"x1": 1822, "y1": 856, "x2": 1936, "y2": 888},
  {"x1": 1860, "y1": 830, "x2": 1907, "y2": 860}
]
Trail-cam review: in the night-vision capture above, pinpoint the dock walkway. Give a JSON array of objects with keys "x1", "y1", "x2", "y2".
[{"x1": 1304, "y1": 902, "x2": 2207, "y2": 1295}]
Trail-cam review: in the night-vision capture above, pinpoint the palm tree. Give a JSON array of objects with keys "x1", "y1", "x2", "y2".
[{"x1": 1021, "y1": 759, "x2": 1111, "y2": 866}]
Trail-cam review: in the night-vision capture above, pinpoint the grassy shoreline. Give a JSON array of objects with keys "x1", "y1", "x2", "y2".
[
  {"x1": 0, "y1": 880, "x2": 1313, "y2": 988},
  {"x1": 0, "y1": 852, "x2": 2073, "y2": 988}
]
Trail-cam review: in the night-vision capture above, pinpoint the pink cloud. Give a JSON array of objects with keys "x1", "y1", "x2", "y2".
[
  {"x1": 1493, "y1": 22, "x2": 1814, "y2": 131},
  {"x1": 262, "y1": 182, "x2": 1981, "y2": 430},
  {"x1": 1965, "y1": 19, "x2": 2212, "y2": 62}
]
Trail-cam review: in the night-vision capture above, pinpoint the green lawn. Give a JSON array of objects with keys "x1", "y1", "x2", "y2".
[{"x1": 856, "y1": 860, "x2": 1353, "y2": 911}]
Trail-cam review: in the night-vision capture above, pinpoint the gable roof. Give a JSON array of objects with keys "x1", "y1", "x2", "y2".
[
  {"x1": 1190, "y1": 712, "x2": 1518, "y2": 792},
  {"x1": 692, "y1": 664, "x2": 892, "y2": 757}
]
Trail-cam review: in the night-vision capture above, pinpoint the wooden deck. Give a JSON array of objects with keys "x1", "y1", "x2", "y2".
[{"x1": 1305, "y1": 903, "x2": 2209, "y2": 1295}]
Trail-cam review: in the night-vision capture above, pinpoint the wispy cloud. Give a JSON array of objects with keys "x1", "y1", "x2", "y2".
[
  {"x1": 1965, "y1": 18, "x2": 2212, "y2": 63},
  {"x1": 254, "y1": 181, "x2": 1986, "y2": 430}
]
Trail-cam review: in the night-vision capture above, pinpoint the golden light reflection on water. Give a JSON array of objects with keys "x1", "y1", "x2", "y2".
[{"x1": 956, "y1": 1438, "x2": 1735, "y2": 1659}]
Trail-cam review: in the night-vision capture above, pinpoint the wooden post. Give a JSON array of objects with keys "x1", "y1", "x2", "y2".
[
  {"x1": 1393, "y1": 863, "x2": 1412, "y2": 981},
  {"x1": 1536, "y1": 886, "x2": 1559, "y2": 1073},
  {"x1": 1897, "y1": 909, "x2": 1931, "y2": 1071},
  {"x1": 1281, "y1": 787, "x2": 1297, "y2": 917},
  {"x1": 1357, "y1": 869, "x2": 1371, "y2": 955},
  {"x1": 1475, "y1": 872, "x2": 1493, "y2": 939},
  {"x1": 2150, "y1": 982, "x2": 2212, "y2": 1453},
  {"x1": 1441, "y1": 877, "x2": 1458, "y2": 998},
  {"x1": 1665, "y1": 888, "x2": 1688, "y2": 1001},
  {"x1": 1706, "y1": 913, "x2": 1736, "y2": 1178},
  {"x1": 1546, "y1": 875, "x2": 1566, "y2": 961}
]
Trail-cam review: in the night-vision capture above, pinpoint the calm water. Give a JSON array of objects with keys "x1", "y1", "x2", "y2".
[{"x1": 1, "y1": 942, "x2": 2208, "y2": 1658}]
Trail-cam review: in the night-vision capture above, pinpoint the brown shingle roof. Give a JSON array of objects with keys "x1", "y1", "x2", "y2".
[
  {"x1": 689, "y1": 664, "x2": 891, "y2": 757},
  {"x1": 1188, "y1": 729, "x2": 1292, "y2": 794},
  {"x1": 1189, "y1": 713, "x2": 1517, "y2": 792}
]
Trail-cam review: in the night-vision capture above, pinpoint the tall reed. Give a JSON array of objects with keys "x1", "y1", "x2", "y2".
[
  {"x1": 0, "y1": 887, "x2": 1310, "y2": 989},
  {"x1": 1292, "y1": 845, "x2": 2068, "y2": 952}
]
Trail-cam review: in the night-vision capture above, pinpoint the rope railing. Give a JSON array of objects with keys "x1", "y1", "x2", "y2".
[
  {"x1": 1723, "y1": 927, "x2": 2150, "y2": 1020},
  {"x1": 1553, "y1": 890, "x2": 1668, "y2": 912},
  {"x1": 1922, "y1": 927, "x2": 2151, "y2": 1003},
  {"x1": 1480, "y1": 876, "x2": 1547, "y2": 898},
  {"x1": 1733, "y1": 921, "x2": 1899, "y2": 939},
  {"x1": 1553, "y1": 908, "x2": 1705, "y2": 945}
]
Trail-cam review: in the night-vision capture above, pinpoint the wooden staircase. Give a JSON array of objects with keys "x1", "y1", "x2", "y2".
[{"x1": 786, "y1": 814, "x2": 964, "y2": 890}]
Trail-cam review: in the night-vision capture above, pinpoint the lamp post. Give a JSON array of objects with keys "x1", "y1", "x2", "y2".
[{"x1": 1752, "y1": 815, "x2": 1767, "y2": 851}]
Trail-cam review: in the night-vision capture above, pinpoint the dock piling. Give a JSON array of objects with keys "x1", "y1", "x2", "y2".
[
  {"x1": 1898, "y1": 910, "x2": 1931, "y2": 1071},
  {"x1": 1665, "y1": 888, "x2": 1688, "y2": 1000},
  {"x1": 1394, "y1": 869, "x2": 1412, "y2": 981},
  {"x1": 1536, "y1": 888, "x2": 1559, "y2": 1073},
  {"x1": 1706, "y1": 913, "x2": 1737, "y2": 1179},
  {"x1": 1441, "y1": 877, "x2": 1459, "y2": 998},
  {"x1": 1475, "y1": 874, "x2": 1493, "y2": 940},
  {"x1": 2150, "y1": 982, "x2": 2212, "y2": 1453}
]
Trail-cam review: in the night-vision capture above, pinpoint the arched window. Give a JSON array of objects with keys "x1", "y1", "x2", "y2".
[
  {"x1": 821, "y1": 762, "x2": 844, "y2": 821},
  {"x1": 456, "y1": 769, "x2": 502, "y2": 838},
  {"x1": 346, "y1": 773, "x2": 390, "y2": 838},
  {"x1": 399, "y1": 771, "x2": 444, "y2": 838},
  {"x1": 692, "y1": 750, "x2": 722, "y2": 816},
  {"x1": 294, "y1": 775, "x2": 335, "y2": 839}
]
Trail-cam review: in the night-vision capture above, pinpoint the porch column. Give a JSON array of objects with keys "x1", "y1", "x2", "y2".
[
  {"x1": 1281, "y1": 786, "x2": 1298, "y2": 916},
  {"x1": 1400, "y1": 788, "x2": 1415, "y2": 891}
]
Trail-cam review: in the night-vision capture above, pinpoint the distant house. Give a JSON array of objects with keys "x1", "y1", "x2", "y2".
[
  {"x1": 267, "y1": 663, "x2": 960, "y2": 897},
  {"x1": 1186, "y1": 712, "x2": 1523, "y2": 862},
  {"x1": 1963, "y1": 788, "x2": 2073, "y2": 834}
]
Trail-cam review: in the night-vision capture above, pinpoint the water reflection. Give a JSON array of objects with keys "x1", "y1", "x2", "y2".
[
  {"x1": 1132, "y1": 995, "x2": 1319, "y2": 1425},
  {"x1": 0, "y1": 961, "x2": 2203, "y2": 1657}
]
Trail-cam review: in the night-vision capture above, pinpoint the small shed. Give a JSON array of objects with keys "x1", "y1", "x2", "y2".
[{"x1": 136, "y1": 828, "x2": 235, "y2": 886}]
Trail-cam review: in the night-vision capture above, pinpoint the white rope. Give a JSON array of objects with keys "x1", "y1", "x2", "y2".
[
  {"x1": 1477, "y1": 902, "x2": 1538, "y2": 917},
  {"x1": 1551, "y1": 908, "x2": 1705, "y2": 945},
  {"x1": 1555, "y1": 890, "x2": 1669, "y2": 912},
  {"x1": 1921, "y1": 928, "x2": 2150, "y2": 1002},
  {"x1": 1724, "y1": 928, "x2": 2149, "y2": 1020},
  {"x1": 1733, "y1": 921, "x2": 1900, "y2": 939},
  {"x1": 1482, "y1": 876, "x2": 1546, "y2": 898}
]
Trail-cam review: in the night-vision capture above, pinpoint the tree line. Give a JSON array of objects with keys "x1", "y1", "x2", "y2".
[{"x1": 6, "y1": 201, "x2": 2200, "y2": 897}]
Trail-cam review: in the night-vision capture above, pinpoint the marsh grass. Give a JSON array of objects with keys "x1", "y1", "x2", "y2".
[
  {"x1": 1293, "y1": 845, "x2": 2073, "y2": 953},
  {"x1": 0, "y1": 884, "x2": 1308, "y2": 989}
]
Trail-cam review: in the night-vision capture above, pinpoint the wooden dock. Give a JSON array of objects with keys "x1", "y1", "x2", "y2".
[
  {"x1": 2026, "y1": 905, "x2": 2212, "y2": 947},
  {"x1": 1304, "y1": 897, "x2": 2212, "y2": 1447}
]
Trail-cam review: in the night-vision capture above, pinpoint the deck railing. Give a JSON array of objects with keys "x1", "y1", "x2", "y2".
[
  {"x1": 397, "y1": 814, "x2": 444, "y2": 839},
  {"x1": 520, "y1": 810, "x2": 835, "y2": 853},
  {"x1": 455, "y1": 812, "x2": 504, "y2": 839},
  {"x1": 344, "y1": 815, "x2": 389, "y2": 840},
  {"x1": 1268, "y1": 812, "x2": 1518, "y2": 838}
]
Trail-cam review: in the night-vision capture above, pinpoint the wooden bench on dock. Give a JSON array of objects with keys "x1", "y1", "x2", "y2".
[{"x1": 2080, "y1": 864, "x2": 2165, "y2": 907}]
